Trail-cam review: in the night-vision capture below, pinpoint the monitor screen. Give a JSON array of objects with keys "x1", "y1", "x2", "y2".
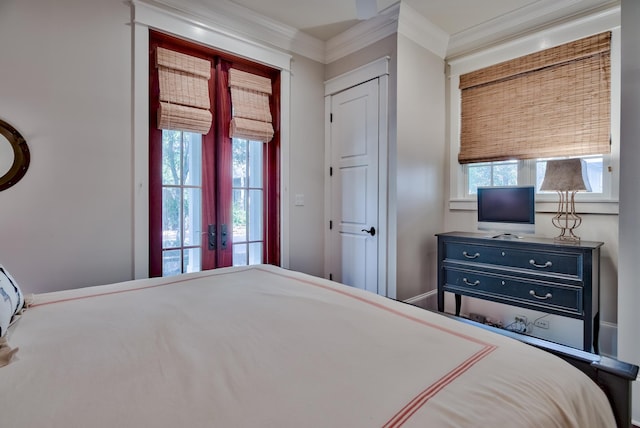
[{"x1": 477, "y1": 186, "x2": 535, "y2": 236}]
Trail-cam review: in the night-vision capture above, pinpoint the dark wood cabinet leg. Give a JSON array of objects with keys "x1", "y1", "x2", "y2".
[{"x1": 455, "y1": 294, "x2": 461, "y2": 316}]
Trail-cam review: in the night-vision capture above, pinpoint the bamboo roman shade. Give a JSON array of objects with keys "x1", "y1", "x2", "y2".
[
  {"x1": 229, "y1": 68, "x2": 274, "y2": 142},
  {"x1": 458, "y1": 32, "x2": 611, "y2": 164},
  {"x1": 156, "y1": 47, "x2": 212, "y2": 135}
]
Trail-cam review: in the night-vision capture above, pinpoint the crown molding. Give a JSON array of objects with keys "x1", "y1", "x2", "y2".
[
  {"x1": 446, "y1": 0, "x2": 620, "y2": 58},
  {"x1": 135, "y1": 0, "x2": 325, "y2": 63},
  {"x1": 324, "y1": 3, "x2": 400, "y2": 64},
  {"x1": 397, "y1": 2, "x2": 449, "y2": 59},
  {"x1": 448, "y1": 4, "x2": 620, "y2": 74}
]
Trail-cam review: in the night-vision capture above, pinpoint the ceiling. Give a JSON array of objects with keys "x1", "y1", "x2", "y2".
[{"x1": 222, "y1": 0, "x2": 618, "y2": 43}]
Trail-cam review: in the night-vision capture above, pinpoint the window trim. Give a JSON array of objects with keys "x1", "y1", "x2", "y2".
[{"x1": 447, "y1": 18, "x2": 620, "y2": 216}]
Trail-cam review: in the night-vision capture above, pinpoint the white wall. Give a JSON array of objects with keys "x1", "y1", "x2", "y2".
[
  {"x1": 288, "y1": 54, "x2": 326, "y2": 276},
  {"x1": 0, "y1": 0, "x2": 327, "y2": 293},
  {"x1": 618, "y1": 0, "x2": 640, "y2": 422},
  {"x1": 395, "y1": 34, "x2": 446, "y2": 301},
  {"x1": 0, "y1": 0, "x2": 133, "y2": 293}
]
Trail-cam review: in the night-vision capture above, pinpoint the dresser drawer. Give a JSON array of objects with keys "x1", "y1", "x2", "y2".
[
  {"x1": 442, "y1": 268, "x2": 582, "y2": 315},
  {"x1": 443, "y1": 242, "x2": 582, "y2": 277}
]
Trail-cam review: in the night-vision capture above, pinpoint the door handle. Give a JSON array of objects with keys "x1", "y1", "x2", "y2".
[
  {"x1": 208, "y1": 224, "x2": 216, "y2": 250},
  {"x1": 361, "y1": 226, "x2": 376, "y2": 236}
]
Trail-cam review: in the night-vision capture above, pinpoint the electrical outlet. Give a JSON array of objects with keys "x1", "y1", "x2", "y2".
[
  {"x1": 515, "y1": 315, "x2": 527, "y2": 325},
  {"x1": 534, "y1": 319, "x2": 550, "y2": 329}
]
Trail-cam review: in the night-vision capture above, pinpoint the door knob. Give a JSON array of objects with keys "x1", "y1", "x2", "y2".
[{"x1": 361, "y1": 226, "x2": 376, "y2": 236}]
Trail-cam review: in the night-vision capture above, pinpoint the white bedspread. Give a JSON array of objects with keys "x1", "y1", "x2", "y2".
[{"x1": 0, "y1": 265, "x2": 615, "y2": 427}]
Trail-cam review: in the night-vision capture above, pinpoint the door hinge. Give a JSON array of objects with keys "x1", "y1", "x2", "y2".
[
  {"x1": 330, "y1": 113, "x2": 333, "y2": 123},
  {"x1": 329, "y1": 220, "x2": 333, "y2": 230},
  {"x1": 329, "y1": 166, "x2": 333, "y2": 176}
]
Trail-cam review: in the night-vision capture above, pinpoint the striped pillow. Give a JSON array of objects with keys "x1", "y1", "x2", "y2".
[{"x1": 0, "y1": 266, "x2": 24, "y2": 337}]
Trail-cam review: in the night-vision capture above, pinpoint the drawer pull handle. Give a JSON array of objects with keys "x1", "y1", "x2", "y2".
[
  {"x1": 529, "y1": 259, "x2": 552, "y2": 268},
  {"x1": 529, "y1": 290, "x2": 552, "y2": 300},
  {"x1": 463, "y1": 251, "x2": 480, "y2": 259},
  {"x1": 462, "y1": 278, "x2": 480, "y2": 286}
]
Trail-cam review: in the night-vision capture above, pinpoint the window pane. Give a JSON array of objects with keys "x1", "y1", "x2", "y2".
[
  {"x1": 183, "y1": 187, "x2": 201, "y2": 246},
  {"x1": 468, "y1": 164, "x2": 491, "y2": 194},
  {"x1": 468, "y1": 161, "x2": 518, "y2": 194},
  {"x1": 249, "y1": 242, "x2": 262, "y2": 265},
  {"x1": 249, "y1": 140, "x2": 263, "y2": 187},
  {"x1": 493, "y1": 163, "x2": 517, "y2": 186},
  {"x1": 584, "y1": 157, "x2": 603, "y2": 193},
  {"x1": 233, "y1": 139, "x2": 247, "y2": 187},
  {"x1": 162, "y1": 187, "x2": 181, "y2": 248},
  {"x1": 536, "y1": 156, "x2": 603, "y2": 193},
  {"x1": 183, "y1": 247, "x2": 201, "y2": 273},
  {"x1": 233, "y1": 243, "x2": 247, "y2": 266},
  {"x1": 162, "y1": 249, "x2": 181, "y2": 277},
  {"x1": 183, "y1": 133, "x2": 201, "y2": 186},
  {"x1": 233, "y1": 188, "x2": 247, "y2": 242},
  {"x1": 249, "y1": 189, "x2": 263, "y2": 241},
  {"x1": 162, "y1": 130, "x2": 181, "y2": 186}
]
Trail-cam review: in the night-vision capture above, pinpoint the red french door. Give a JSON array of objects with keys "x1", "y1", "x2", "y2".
[{"x1": 149, "y1": 31, "x2": 280, "y2": 277}]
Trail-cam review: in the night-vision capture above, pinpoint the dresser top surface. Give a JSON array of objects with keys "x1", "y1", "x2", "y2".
[{"x1": 436, "y1": 231, "x2": 604, "y2": 250}]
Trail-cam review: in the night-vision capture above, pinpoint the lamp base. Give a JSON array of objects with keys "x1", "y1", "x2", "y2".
[
  {"x1": 551, "y1": 190, "x2": 583, "y2": 243},
  {"x1": 553, "y1": 230, "x2": 581, "y2": 243}
]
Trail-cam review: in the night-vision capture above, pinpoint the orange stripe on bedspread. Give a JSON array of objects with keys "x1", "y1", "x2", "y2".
[
  {"x1": 259, "y1": 267, "x2": 498, "y2": 427},
  {"x1": 28, "y1": 270, "x2": 231, "y2": 308}
]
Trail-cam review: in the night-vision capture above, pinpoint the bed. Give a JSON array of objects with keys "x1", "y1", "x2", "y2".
[{"x1": 0, "y1": 264, "x2": 636, "y2": 427}]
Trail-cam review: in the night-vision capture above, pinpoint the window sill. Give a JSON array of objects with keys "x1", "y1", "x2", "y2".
[{"x1": 449, "y1": 199, "x2": 619, "y2": 215}]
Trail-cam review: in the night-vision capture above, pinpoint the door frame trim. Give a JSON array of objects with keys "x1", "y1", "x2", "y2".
[{"x1": 323, "y1": 56, "x2": 394, "y2": 298}]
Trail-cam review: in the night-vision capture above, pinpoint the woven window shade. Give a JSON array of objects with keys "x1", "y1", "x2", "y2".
[
  {"x1": 229, "y1": 68, "x2": 274, "y2": 142},
  {"x1": 156, "y1": 47, "x2": 212, "y2": 134},
  {"x1": 458, "y1": 32, "x2": 611, "y2": 164}
]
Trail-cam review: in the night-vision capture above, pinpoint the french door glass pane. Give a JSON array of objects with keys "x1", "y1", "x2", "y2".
[
  {"x1": 233, "y1": 189, "x2": 247, "y2": 242},
  {"x1": 249, "y1": 242, "x2": 262, "y2": 265},
  {"x1": 162, "y1": 187, "x2": 181, "y2": 248},
  {"x1": 233, "y1": 243, "x2": 247, "y2": 266},
  {"x1": 183, "y1": 187, "x2": 201, "y2": 246},
  {"x1": 183, "y1": 133, "x2": 201, "y2": 186},
  {"x1": 232, "y1": 137, "x2": 264, "y2": 266},
  {"x1": 249, "y1": 140, "x2": 263, "y2": 187},
  {"x1": 249, "y1": 189, "x2": 263, "y2": 241},
  {"x1": 183, "y1": 248, "x2": 201, "y2": 273},
  {"x1": 233, "y1": 139, "x2": 247, "y2": 185},
  {"x1": 162, "y1": 130, "x2": 181, "y2": 186},
  {"x1": 162, "y1": 249, "x2": 181, "y2": 277},
  {"x1": 162, "y1": 130, "x2": 202, "y2": 276}
]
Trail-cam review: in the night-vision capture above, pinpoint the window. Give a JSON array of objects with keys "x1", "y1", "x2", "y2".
[
  {"x1": 149, "y1": 31, "x2": 280, "y2": 277},
  {"x1": 467, "y1": 155, "x2": 606, "y2": 196},
  {"x1": 457, "y1": 31, "x2": 615, "y2": 206}
]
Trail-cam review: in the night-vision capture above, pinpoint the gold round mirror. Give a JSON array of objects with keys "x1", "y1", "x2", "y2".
[{"x1": 0, "y1": 119, "x2": 30, "y2": 191}]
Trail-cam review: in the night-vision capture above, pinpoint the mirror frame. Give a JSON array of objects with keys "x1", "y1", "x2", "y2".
[{"x1": 0, "y1": 119, "x2": 30, "y2": 191}]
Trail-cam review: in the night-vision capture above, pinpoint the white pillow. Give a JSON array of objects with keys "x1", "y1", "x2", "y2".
[{"x1": 0, "y1": 266, "x2": 24, "y2": 337}]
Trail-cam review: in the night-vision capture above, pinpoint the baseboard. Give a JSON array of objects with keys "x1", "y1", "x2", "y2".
[
  {"x1": 403, "y1": 290, "x2": 437, "y2": 305},
  {"x1": 599, "y1": 320, "x2": 617, "y2": 358}
]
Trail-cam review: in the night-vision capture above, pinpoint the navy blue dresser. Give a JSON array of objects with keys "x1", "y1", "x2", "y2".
[{"x1": 436, "y1": 231, "x2": 603, "y2": 352}]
